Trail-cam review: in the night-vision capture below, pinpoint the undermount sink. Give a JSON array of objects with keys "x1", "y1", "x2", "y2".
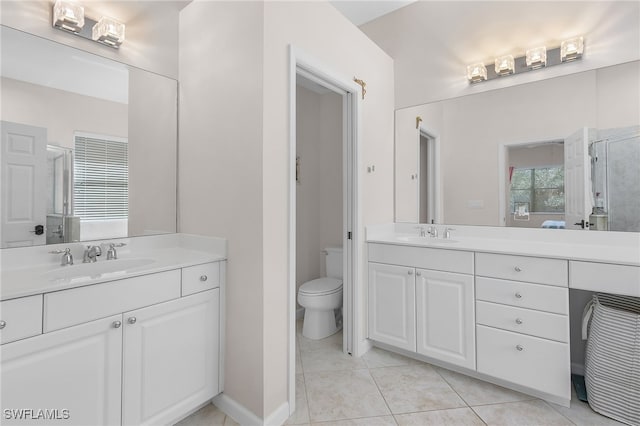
[
  {"x1": 395, "y1": 236, "x2": 459, "y2": 244},
  {"x1": 45, "y1": 258, "x2": 156, "y2": 281}
]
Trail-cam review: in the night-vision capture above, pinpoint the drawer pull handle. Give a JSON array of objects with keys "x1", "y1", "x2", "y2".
[
  {"x1": 200, "y1": 275, "x2": 208, "y2": 282},
  {"x1": 515, "y1": 292, "x2": 523, "y2": 299},
  {"x1": 514, "y1": 266, "x2": 522, "y2": 272},
  {"x1": 516, "y1": 344, "x2": 524, "y2": 351},
  {"x1": 515, "y1": 318, "x2": 523, "y2": 325},
  {"x1": 128, "y1": 317, "x2": 137, "y2": 325},
  {"x1": 408, "y1": 270, "x2": 413, "y2": 275},
  {"x1": 0, "y1": 320, "x2": 6, "y2": 330},
  {"x1": 416, "y1": 271, "x2": 422, "y2": 277},
  {"x1": 113, "y1": 321, "x2": 122, "y2": 329}
]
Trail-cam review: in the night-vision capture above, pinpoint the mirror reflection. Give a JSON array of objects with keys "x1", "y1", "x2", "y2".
[
  {"x1": 1, "y1": 26, "x2": 178, "y2": 248},
  {"x1": 395, "y1": 61, "x2": 640, "y2": 232}
]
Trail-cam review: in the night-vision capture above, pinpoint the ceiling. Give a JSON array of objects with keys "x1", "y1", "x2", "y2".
[{"x1": 330, "y1": 1, "x2": 417, "y2": 26}]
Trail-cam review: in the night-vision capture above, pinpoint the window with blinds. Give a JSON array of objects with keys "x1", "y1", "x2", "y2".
[{"x1": 73, "y1": 134, "x2": 128, "y2": 221}]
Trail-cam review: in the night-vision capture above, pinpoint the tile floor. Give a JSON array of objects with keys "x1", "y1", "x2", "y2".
[{"x1": 176, "y1": 322, "x2": 623, "y2": 425}]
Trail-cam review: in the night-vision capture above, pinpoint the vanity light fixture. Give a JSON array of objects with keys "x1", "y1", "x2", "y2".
[
  {"x1": 494, "y1": 55, "x2": 515, "y2": 76},
  {"x1": 467, "y1": 36, "x2": 584, "y2": 84},
  {"x1": 92, "y1": 16, "x2": 125, "y2": 47},
  {"x1": 466, "y1": 63, "x2": 488, "y2": 83},
  {"x1": 561, "y1": 37, "x2": 584, "y2": 62},
  {"x1": 53, "y1": 0, "x2": 85, "y2": 33},
  {"x1": 52, "y1": 1, "x2": 125, "y2": 48},
  {"x1": 526, "y1": 46, "x2": 547, "y2": 69}
]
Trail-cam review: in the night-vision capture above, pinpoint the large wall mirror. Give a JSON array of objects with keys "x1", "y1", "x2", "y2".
[
  {"x1": 1, "y1": 26, "x2": 177, "y2": 248},
  {"x1": 395, "y1": 60, "x2": 640, "y2": 232}
]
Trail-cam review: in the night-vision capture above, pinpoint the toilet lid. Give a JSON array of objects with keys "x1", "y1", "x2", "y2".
[{"x1": 299, "y1": 278, "x2": 342, "y2": 296}]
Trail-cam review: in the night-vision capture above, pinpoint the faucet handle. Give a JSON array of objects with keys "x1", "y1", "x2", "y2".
[
  {"x1": 50, "y1": 248, "x2": 73, "y2": 266},
  {"x1": 107, "y1": 243, "x2": 118, "y2": 260},
  {"x1": 443, "y1": 227, "x2": 455, "y2": 239}
]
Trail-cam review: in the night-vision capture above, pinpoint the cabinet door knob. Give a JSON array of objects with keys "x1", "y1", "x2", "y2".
[
  {"x1": 516, "y1": 344, "x2": 524, "y2": 351},
  {"x1": 416, "y1": 271, "x2": 422, "y2": 276},
  {"x1": 128, "y1": 317, "x2": 137, "y2": 324},
  {"x1": 113, "y1": 321, "x2": 122, "y2": 328},
  {"x1": 515, "y1": 318, "x2": 523, "y2": 325},
  {"x1": 408, "y1": 270, "x2": 413, "y2": 275},
  {"x1": 0, "y1": 320, "x2": 6, "y2": 329},
  {"x1": 200, "y1": 275, "x2": 208, "y2": 282},
  {"x1": 514, "y1": 266, "x2": 522, "y2": 272},
  {"x1": 515, "y1": 292, "x2": 523, "y2": 299}
]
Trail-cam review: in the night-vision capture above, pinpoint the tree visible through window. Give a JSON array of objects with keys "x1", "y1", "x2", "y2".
[
  {"x1": 510, "y1": 166, "x2": 564, "y2": 213},
  {"x1": 73, "y1": 134, "x2": 128, "y2": 220}
]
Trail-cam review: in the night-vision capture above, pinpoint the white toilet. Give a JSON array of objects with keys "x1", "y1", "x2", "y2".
[{"x1": 298, "y1": 247, "x2": 343, "y2": 340}]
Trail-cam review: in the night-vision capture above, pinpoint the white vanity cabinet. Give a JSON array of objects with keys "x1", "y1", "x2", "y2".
[
  {"x1": 368, "y1": 262, "x2": 416, "y2": 351},
  {"x1": 122, "y1": 289, "x2": 219, "y2": 426},
  {"x1": 368, "y1": 243, "x2": 475, "y2": 369},
  {"x1": 0, "y1": 261, "x2": 224, "y2": 426},
  {"x1": 475, "y1": 253, "x2": 571, "y2": 401},
  {"x1": 1, "y1": 314, "x2": 123, "y2": 426}
]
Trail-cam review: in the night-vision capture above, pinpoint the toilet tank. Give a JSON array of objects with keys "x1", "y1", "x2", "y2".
[{"x1": 325, "y1": 247, "x2": 343, "y2": 279}]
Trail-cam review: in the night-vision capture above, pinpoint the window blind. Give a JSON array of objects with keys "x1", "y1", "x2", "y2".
[{"x1": 73, "y1": 134, "x2": 128, "y2": 220}]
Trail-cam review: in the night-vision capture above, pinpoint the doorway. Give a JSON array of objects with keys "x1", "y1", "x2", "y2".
[
  {"x1": 417, "y1": 126, "x2": 440, "y2": 224},
  {"x1": 288, "y1": 47, "x2": 362, "y2": 416}
]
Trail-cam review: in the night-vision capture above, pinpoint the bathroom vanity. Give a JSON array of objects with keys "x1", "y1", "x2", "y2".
[
  {"x1": 0, "y1": 234, "x2": 226, "y2": 426},
  {"x1": 366, "y1": 224, "x2": 640, "y2": 407}
]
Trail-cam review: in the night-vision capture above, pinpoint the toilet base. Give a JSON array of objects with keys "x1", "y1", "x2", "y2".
[{"x1": 302, "y1": 308, "x2": 342, "y2": 340}]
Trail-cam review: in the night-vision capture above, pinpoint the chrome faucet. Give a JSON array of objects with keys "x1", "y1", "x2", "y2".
[
  {"x1": 427, "y1": 226, "x2": 438, "y2": 238},
  {"x1": 104, "y1": 242, "x2": 126, "y2": 260},
  {"x1": 83, "y1": 245, "x2": 102, "y2": 263}
]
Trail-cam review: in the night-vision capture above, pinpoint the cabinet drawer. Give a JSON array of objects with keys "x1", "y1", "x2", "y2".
[
  {"x1": 1, "y1": 295, "x2": 43, "y2": 344},
  {"x1": 476, "y1": 253, "x2": 567, "y2": 286},
  {"x1": 45, "y1": 270, "x2": 181, "y2": 332},
  {"x1": 182, "y1": 262, "x2": 220, "y2": 296},
  {"x1": 368, "y1": 243, "x2": 473, "y2": 274},
  {"x1": 476, "y1": 277, "x2": 568, "y2": 315},
  {"x1": 570, "y1": 261, "x2": 640, "y2": 297},
  {"x1": 477, "y1": 325, "x2": 570, "y2": 399},
  {"x1": 476, "y1": 301, "x2": 568, "y2": 343}
]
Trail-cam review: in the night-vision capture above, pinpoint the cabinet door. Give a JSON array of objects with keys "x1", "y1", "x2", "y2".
[
  {"x1": 416, "y1": 269, "x2": 475, "y2": 369},
  {"x1": 1, "y1": 315, "x2": 122, "y2": 426},
  {"x1": 122, "y1": 289, "x2": 219, "y2": 426},
  {"x1": 368, "y1": 262, "x2": 416, "y2": 351}
]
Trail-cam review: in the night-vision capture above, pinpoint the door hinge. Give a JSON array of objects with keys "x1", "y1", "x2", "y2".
[{"x1": 347, "y1": 232, "x2": 352, "y2": 240}]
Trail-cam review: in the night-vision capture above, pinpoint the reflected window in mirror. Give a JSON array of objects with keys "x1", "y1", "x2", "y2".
[{"x1": 509, "y1": 166, "x2": 565, "y2": 214}]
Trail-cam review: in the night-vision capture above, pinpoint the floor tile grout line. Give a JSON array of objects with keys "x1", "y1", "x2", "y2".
[
  {"x1": 433, "y1": 365, "x2": 476, "y2": 409},
  {"x1": 367, "y1": 365, "x2": 397, "y2": 421}
]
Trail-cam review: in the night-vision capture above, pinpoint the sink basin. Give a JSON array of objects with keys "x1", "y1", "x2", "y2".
[
  {"x1": 45, "y1": 258, "x2": 156, "y2": 281},
  {"x1": 395, "y1": 236, "x2": 458, "y2": 244}
]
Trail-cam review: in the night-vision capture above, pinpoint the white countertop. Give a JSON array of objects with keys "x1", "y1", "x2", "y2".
[
  {"x1": 367, "y1": 224, "x2": 640, "y2": 267},
  {"x1": 0, "y1": 234, "x2": 227, "y2": 301}
]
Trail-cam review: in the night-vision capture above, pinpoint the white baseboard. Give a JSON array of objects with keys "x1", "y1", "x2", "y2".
[
  {"x1": 264, "y1": 401, "x2": 290, "y2": 426},
  {"x1": 212, "y1": 393, "x2": 290, "y2": 426},
  {"x1": 571, "y1": 362, "x2": 585, "y2": 376}
]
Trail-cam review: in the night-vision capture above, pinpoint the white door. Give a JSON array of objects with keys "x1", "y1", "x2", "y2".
[
  {"x1": 416, "y1": 269, "x2": 475, "y2": 369},
  {"x1": 368, "y1": 263, "x2": 416, "y2": 351},
  {"x1": 564, "y1": 128, "x2": 593, "y2": 230},
  {"x1": 1, "y1": 121, "x2": 47, "y2": 247},
  {"x1": 122, "y1": 289, "x2": 219, "y2": 426},
  {"x1": 1, "y1": 315, "x2": 123, "y2": 426}
]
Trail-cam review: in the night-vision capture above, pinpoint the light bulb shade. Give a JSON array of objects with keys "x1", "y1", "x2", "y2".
[
  {"x1": 526, "y1": 46, "x2": 547, "y2": 69},
  {"x1": 467, "y1": 63, "x2": 488, "y2": 83},
  {"x1": 494, "y1": 55, "x2": 515, "y2": 75},
  {"x1": 52, "y1": 0, "x2": 84, "y2": 33},
  {"x1": 561, "y1": 37, "x2": 584, "y2": 62},
  {"x1": 92, "y1": 17, "x2": 125, "y2": 47}
]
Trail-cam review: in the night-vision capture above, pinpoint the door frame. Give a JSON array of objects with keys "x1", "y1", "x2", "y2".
[
  {"x1": 417, "y1": 125, "x2": 441, "y2": 224},
  {"x1": 288, "y1": 45, "x2": 362, "y2": 414}
]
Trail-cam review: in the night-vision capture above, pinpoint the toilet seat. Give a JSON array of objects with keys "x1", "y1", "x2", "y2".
[{"x1": 299, "y1": 277, "x2": 342, "y2": 296}]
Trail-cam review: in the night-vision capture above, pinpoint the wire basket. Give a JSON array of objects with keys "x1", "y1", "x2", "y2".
[{"x1": 585, "y1": 293, "x2": 640, "y2": 425}]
